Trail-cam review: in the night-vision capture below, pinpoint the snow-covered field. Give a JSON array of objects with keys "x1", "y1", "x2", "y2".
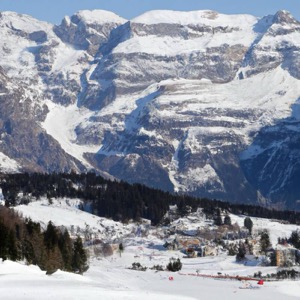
[
  {"x1": 5, "y1": 199, "x2": 300, "y2": 299},
  {"x1": 1, "y1": 249, "x2": 300, "y2": 300}
]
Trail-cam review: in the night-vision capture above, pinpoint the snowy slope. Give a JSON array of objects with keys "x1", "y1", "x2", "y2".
[
  {"x1": 15, "y1": 198, "x2": 132, "y2": 240},
  {"x1": 0, "y1": 152, "x2": 20, "y2": 172},
  {"x1": 2, "y1": 258, "x2": 300, "y2": 300},
  {"x1": 73, "y1": 10, "x2": 126, "y2": 25},
  {"x1": 132, "y1": 10, "x2": 257, "y2": 26},
  {"x1": 42, "y1": 102, "x2": 100, "y2": 168},
  {"x1": 117, "y1": 10, "x2": 258, "y2": 55}
]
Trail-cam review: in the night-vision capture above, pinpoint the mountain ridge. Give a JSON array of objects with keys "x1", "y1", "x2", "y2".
[{"x1": 0, "y1": 9, "x2": 299, "y2": 209}]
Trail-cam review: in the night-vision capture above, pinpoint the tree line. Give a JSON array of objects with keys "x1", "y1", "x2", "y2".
[{"x1": 1, "y1": 172, "x2": 300, "y2": 225}]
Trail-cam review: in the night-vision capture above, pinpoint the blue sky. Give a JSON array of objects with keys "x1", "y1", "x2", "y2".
[{"x1": 0, "y1": 0, "x2": 299, "y2": 24}]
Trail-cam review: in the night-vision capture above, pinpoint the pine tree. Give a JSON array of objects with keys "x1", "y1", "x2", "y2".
[
  {"x1": 289, "y1": 230, "x2": 300, "y2": 249},
  {"x1": 72, "y1": 236, "x2": 88, "y2": 274},
  {"x1": 166, "y1": 258, "x2": 182, "y2": 272},
  {"x1": 214, "y1": 209, "x2": 223, "y2": 226},
  {"x1": 59, "y1": 230, "x2": 73, "y2": 271},
  {"x1": 260, "y1": 230, "x2": 271, "y2": 254},
  {"x1": 224, "y1": 215, "x2": 232, "y2": 226},
  {"x1": 0, "y1": 222, "x2": 9, "y2": 260},
  {"x1": 244, "y1": 217, "x2": 253, "y2": 235},
  {"x1": 44, "y1": 221, "x2": 58, "y2": 250},
  {"x1": 236, "y1": 242, "x2": 246, "y2": 261},
  {"x1": 7, "y1": 230, "x2": 19, "y2": 261},
  {"x1": 118, "y1": 242, "x2": 124, "y2": 257}
]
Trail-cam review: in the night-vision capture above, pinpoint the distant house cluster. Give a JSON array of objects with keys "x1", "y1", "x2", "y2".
[{"x1": 275, "y1": 245, "x2": 300, "y2": 267}]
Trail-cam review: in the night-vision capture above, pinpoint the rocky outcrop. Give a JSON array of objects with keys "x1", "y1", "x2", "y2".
[{"x1": 0, "y1": 69, "x2": 85, "y2": 172}]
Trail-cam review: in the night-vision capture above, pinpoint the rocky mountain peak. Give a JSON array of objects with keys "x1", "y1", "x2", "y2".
[
  {"x1": 272, "y1": 10, "x2": 299, "y2": 25},
  {"x1": 54, "y1": 10, "x2": 126, "y2": 55},
  {"x1": 0, "y1": 11, "x2": 52, "y2": 33}
]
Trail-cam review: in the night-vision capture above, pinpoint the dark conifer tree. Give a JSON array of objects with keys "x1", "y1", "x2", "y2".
[
  {"x1": 214, "y1": 209, "x2": 223, "y2": 226},
  {"x1": 224, "y1": 215, "x2": 232, "y2": 226},
  {"x1": 7, "y1": 230, "x2": 19, "y2": 261},
  {"x1": 244, "y1": 217, "x2": 253, "y2": 235},
  {"x1": 0, "y1": 222, "x2": 9, "y2": 260},
  {"x1": 236, "y1": 242, "x2": 246, "y2": 261},
  {"x1": 59, "y1": 230, "x2": 73, "y2": 271},
  {"x1": 289, "y1": 230, "x2": 300, "y2": 249},
  {"x1": 72, "y1": 236, "x2": 88, "y2": 274},
  {"x1": 44, "y1": 221, "x2": 58, "y2": 250},
  {"x1": 260, "y1": 230, "x2": 271, "y2": 254}
]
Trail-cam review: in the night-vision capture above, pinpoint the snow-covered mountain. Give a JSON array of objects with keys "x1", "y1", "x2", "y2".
[{"x1": 0, "y1": 9, "x2": 300, "y2": 209}]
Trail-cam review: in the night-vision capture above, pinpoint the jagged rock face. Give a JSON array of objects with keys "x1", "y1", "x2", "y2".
[
  {"x1": 82, "y1": 13, "x2": 254, "y2": 109},
  {"x1": 54, "y1": 10, "x2": 126, "y2": 55},
  {"x1": 241, "y1": 11, "x2": 300, "y2": 79},
  {"x1": 94, "y1": 71, "x2": 300, "y2": 204},
  {"x1": 0, "y1": 69, "x2": 85, "y2": 172},
  {"x1": 0, "y1": 9, "x2": 300, "y2": 208},
  {"x1": 241, "y1": 116, "x2": 300, "y2": 210}
]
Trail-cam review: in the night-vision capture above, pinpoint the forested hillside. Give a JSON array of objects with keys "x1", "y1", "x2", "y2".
[
  {"x1": 1, "y1": 172, "x2": 300, "y2": 225},
  {"x1": 0, "y1": 206, "x2": 87, "y2": 273}
]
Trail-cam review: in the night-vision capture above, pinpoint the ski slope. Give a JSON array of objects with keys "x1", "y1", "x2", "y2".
[{"x1": 1, "y1": 251, "x2": 300, "y2": 300}]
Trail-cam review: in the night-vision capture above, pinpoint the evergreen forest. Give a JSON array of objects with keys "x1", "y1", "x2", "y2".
[
  {"x1": 0, "y1": 205, "x2": 88, "y2": 273},
  {"x1": 1, "y1": 172, "x2": 299, "y2": 225}
]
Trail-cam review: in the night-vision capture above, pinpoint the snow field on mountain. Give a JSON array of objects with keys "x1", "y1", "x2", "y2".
[
  {"x1": 112, "y1": 10, "x2": 265, "y2": 56},
  {"x1": 50, "y1": 43, "x2": 86, "y2": 73},
  {"x1": 173, "y1": 165, "x2": 224, "y2": 193},
  {"x1": 0, "y1": 12, "x2": 53, "y2": 78},
  {"x1": 95, "y1": 65, "x2": 299, "y2": 142},
  {"x1": 42, "y1": 101, "x2": 101, "y2": 168},
  {"x1": 132, "y1": 10, "x2": 258, "y2": 27},
  {"x1": 0, "y1": 152, "x2": 20, "y2": 172},
  {"x1": 259, "y1": 23, "x2": 300, "y2": 48},
  {"x1": 155, "y1": 67, "x2": 300, "y2": 124},
  {"x1": 112, "y1": 31, "x2": 255, "y2": 55},
  {"x1": 144, "y1": 69, "x2": 299, "y2": 147},
  {"x1": 135, "y1": 68, "x2": 298, "y2": 190},
  {"x1": 74, "y1": 10, "x2": 127, "y2": 25}
]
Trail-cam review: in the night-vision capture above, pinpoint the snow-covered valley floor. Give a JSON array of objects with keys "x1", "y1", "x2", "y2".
[{"x1": 1, "y1": 250, "x2": 300, "y2": 300}]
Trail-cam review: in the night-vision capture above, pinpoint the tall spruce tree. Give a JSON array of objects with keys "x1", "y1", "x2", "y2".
[
  {"x1": 0, "y1": 222, "x2": 9, "y2": 260},
  {"x1": 59, "y1": 230, "x2": 73, "y2": 271},
  {"x1": 72, "y1": 236, "x2": 88, "y2": 274},
  {"x1": 260, "y1": 230, "x2": 271, "y2": 254},
  {"x1": 224, "y1": 215, "x2": 232, "y2": 226},
  {"x1": 244, "y1": 217, "x2": 253, "y2": 235}
]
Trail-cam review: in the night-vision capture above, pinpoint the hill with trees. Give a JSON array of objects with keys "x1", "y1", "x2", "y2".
[
  {"x1": 0, "y1": 205, "x2": 87, "y2": 274},
  {"x1": 1, "y1": 172, "x2": 300, "y2": 226}
]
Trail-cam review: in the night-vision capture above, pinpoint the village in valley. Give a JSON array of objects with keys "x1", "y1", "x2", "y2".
[
  {"x1": 1, "y1": 193, "x2": 300, "y2": 299},
  {"x1": 67, "y1": 202, "x2": 300, "y2": 280},
  {"x1": 160, "y1": 206, "x2": 300, "y2": 270}
]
